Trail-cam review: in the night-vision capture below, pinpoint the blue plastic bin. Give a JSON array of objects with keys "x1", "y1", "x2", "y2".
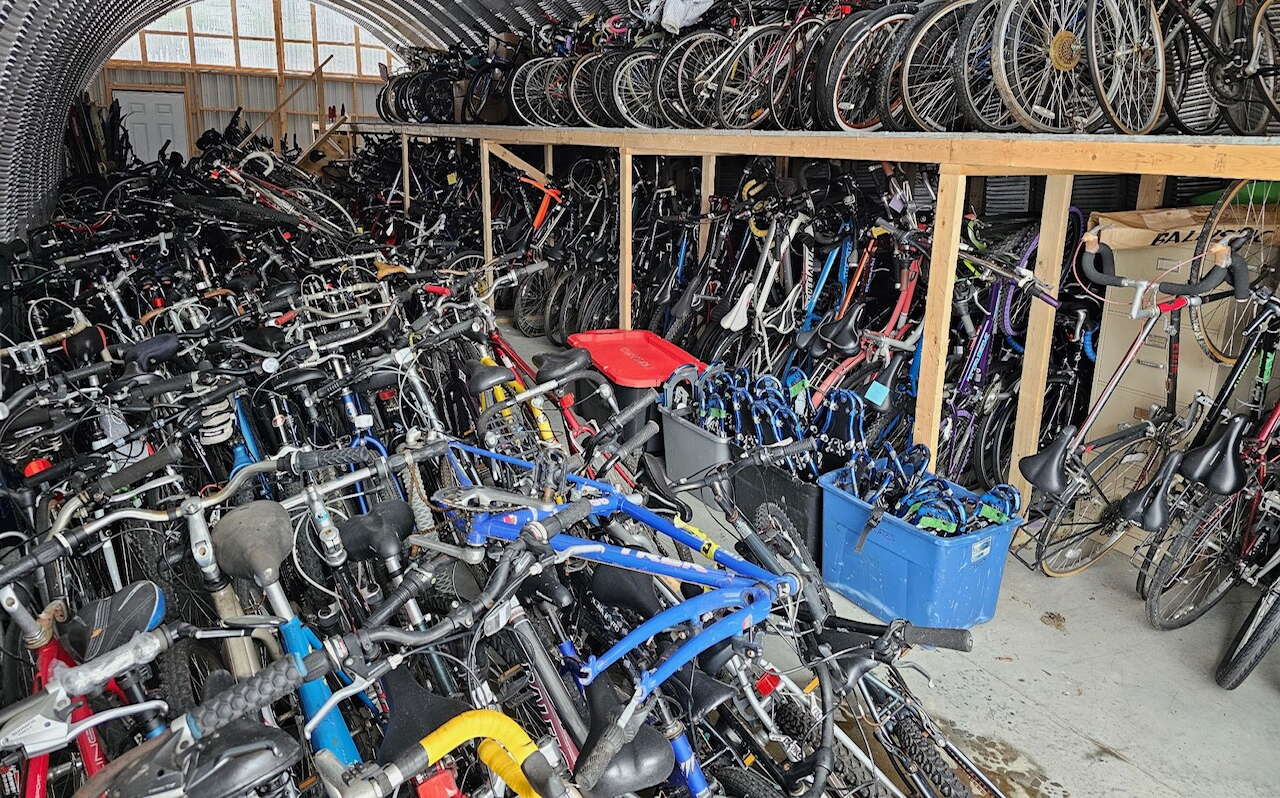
[{"x1": 818, "y1": 470, "x2": 1019, "y2": 629}]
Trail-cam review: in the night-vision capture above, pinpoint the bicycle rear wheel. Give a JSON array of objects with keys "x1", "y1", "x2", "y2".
[
  {"x1": 1087, "y1": 0, "x2": 1165, "y2": 134},
  {"x1": 1036, "y1": 434, "x2": 1161, "y2": 577},
  {"x1": 897, "y1": 0, "x2": 978, "y2": 131},
  {"x1": 1188, "y1": 179, "x2": 1280, "y2": 364},
  {"x1": 716, "y1": 25, "x2": 788, "y2": 129},
  {"x1": 992, "y1": 0, "x2": 1106, "y2": 132},
  {"x1": 1145, "y1": 491, "x2": 1245, "y2": 630},
  {"x1": 1162, "y1": 1, "x2": 1224, "y2": 134},
  {"x1": 1216, "y1": 580, "x2": 1280, "y2": 688},
  {"x1": 953, "y1": 0, "x2": 1021, "y2": 131}
]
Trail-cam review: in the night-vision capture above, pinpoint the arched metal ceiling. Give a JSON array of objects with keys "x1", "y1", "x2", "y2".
[{"x1": 0, "y1": 0, "x2": 621, "y2": 237}]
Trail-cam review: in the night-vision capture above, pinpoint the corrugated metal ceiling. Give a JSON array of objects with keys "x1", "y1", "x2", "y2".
[{"x1": 2, "y1": 0, "x2": 625, "y2": 236}]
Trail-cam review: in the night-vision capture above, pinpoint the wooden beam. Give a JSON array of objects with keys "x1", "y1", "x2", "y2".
[
  {"x1": 400, "y1": 132, "x2": 411, "y2": 213},
  {"x1": 619, "y1": 147, "x2": 634, "y2": 330},
  {"x1": 350, "y1": 123, "x2": 1280, "y2": 181},
  {"x1": 912, "y1": 167, "x2": 966, "y2": 465},
  {"x1": 480, "y1": 138, "x2": 494, "y2": 306},
  {"x1": 271, "y1": 0, "x2": 286, "y2": 149},
  {"x1": 1136, "y1": 174, "x2": 1167, "y2": 210},
  {"x1": 1009, "y1": 174, "x2": 1075, "y2": 511},
  {"x1": 698, "y1": 154, "x2": 716, "y2": 258},
  {"x1": 544, "y1": 143, "x2": 553, "y2": 176},
  {"x1": 488, "y1": 142, "x2": 550, "y2": 184},
  {"x1": 245, "y1": 55, "x2": 334, "y2": 142},
  {"x1": 295, "y1": 114, "x2": 349, "y2": 165}
]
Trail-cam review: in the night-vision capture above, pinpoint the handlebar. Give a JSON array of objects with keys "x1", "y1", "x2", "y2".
[{"x1": 1081, "y1": 234, "x2": 1246, "y2": 300}]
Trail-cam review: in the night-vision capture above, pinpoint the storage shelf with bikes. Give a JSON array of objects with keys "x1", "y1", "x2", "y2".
[{"x1": 357, "y1": 120, "x2": 1280, "y2": 507}]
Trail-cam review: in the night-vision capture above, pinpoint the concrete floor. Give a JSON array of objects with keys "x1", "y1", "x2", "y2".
[{"x1": 501, "y1": 325, "x2": 1275, "y2": 798}]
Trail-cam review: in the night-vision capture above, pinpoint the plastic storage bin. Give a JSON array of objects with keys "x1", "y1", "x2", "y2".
[
  {"x1": 568, "y1": 330, "x2": 705, "y2": 451},
  {"x1": 733, "y1": 457, "x2": 823, "y2": 565},
  {"x1": 818, "y1": 471, "x2": 1019, "y2": 628},
  {"x1": 658, "y1": 405, "x2": 732, "y2": 505}
]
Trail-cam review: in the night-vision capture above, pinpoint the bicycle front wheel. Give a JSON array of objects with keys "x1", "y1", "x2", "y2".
[
  {"x1": 1036, "y1": 434, "x2": 1161, "y2": 577},
  {"x1": 1216, "y1": 581, "x2": 1280, "y2": 688}
]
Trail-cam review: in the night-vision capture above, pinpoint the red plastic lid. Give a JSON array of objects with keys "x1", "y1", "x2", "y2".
[
  {"x1": 566, "y1": 330, "x2": 705, "y2": 388},
  {"x1": 22, "y1": 458, "x2": 52, "y2": 478}
]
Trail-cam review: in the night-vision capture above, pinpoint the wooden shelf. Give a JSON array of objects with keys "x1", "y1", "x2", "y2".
[
  {"x1": 360, "y1": 122, "x2": 1280, "y2": 180},
  {"x1": 372, "y1": 121, "x2": 1271, "y2": 510}
]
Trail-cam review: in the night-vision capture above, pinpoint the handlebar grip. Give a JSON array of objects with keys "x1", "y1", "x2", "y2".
[
  {"x1": 1030, "y1": 286, "x2": 1060, "y2": 309},
  {"x1": 596, "y1": 389, "x2": 656, "y2": 439},
  {"x1": 749, "y1": 437, "x2": 818, "y2": 465},
  {"x1": 1078, "y1": 239, "x2": 1126, "y2": 289},
  {"x1": 94, "y1": 445, "x2": 181, "y2": 495},
  {"x1": 901, "y1": 623, "x2": 972, "y2": 652},
  {"x1": 131, "y1": 373, "x2": 197, "y2": 400},
  {"x1": 428, "y1": 317, "x2": 481, "y2": 345},
  {"x1": 262, "y1": 295, "x2": 294, "y2": 314},
  {"x1": 285, "y1": 447, "x2": 376, "y2": 473},
  {"x1": 535, "y1": 498, "x2": 595, "y2": 537},
  {"x1": 614, "y1": 420, "x2": 659, "y2": 459},
  {"x1": 23, "y1": 457, "x2": 83, "y2": 489},
  {"x1": 313, "y1": 326, "x2": 357, "y2": 348},
  {"x1": 187, "y1": 650, "x2": 330, "y2": 738},
  {"x1": 191, "y1": 378, "x2": 245, "y2": 410}
]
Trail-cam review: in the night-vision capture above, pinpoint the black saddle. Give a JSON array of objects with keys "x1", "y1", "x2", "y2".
[
  {"x1": 591, "y1": 565, "x2": 662, "y2": 620},
  {"x1": 1018, "y1": 426, "x2": 1075, "y2": 496},
  {"x1": 463, "y1": 360, "x2": 515, "y2": 395},
  {"x1": 339, "y1": 500, "x2": 415, "y2": 563},
  {"x1": 125, "y1": 334, "x2": 180, "y2": 371},
  {"x1": 1180, "y1": 414, "x2": 1249, "y2": 495},
  {"x1": 90, "y1": 718, "x2": 300, "y2": 798},
  {"x1": 61, "y1": 580, "x2": 165, "y2": 662},
  {"x1": 533, "y1": 347, "x2": 592, "y2": 384},
  {"x1": 543, "y1": 243, "x2": 567, "y2": 264},
  {"x1": 225, "y1": 274, "x2": 260, "y2": 294},
  {"x1": 1118, "y1": 451, "x2": 1183, "y2": 533},
  {"x1": 576, "y1": 673, "x2": 675, "y2": 797},
  {"x1": 809, "y1": 306, "x2": 862, "y2": 359},
  {"x1": 377, "y1": 666, "x2": 472, "y2": 764},
  {"x1": 242, "y1": 326, "x2": 286, "y2": 353},
  {"x1": 65, "y1": 326, "x2": 107, "y2": 367},
  {"x1": 663, "y1": 663, "x2": 735, "y2": 722},
  {"x1": 355, "y1": 370, "x2": 401, "y2": 394},
  {"x1": 212, "y1": 501, "x2": 294, "y2": 587}
]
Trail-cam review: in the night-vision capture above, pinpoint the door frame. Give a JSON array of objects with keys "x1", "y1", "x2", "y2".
[{"x1": 109, "y1": 84, "x2": 192, "y2": 158}]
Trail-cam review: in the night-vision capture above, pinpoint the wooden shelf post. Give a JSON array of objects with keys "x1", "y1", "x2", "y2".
[
  {"x1": 912, "y1": 167, "x2": 967, "y2": 465},
  {"x1": 400, "y1": 132, "x2": 410, "y2": 213},
  {"x1": 619, "y1": 147, "x2": 634, "y2": 329},
  {"x1": 544, "y1": 143, "x2": 553, "y2": 176},
  {"x1": 480, "y1": 138, "x2": 495, "y2": 306},
  {"x1": 1008, "y1": 174, "x2": 1075, "y2": 510},
  {"x1": 698, "y1": 154, "x2": 716, "y2": 257}
]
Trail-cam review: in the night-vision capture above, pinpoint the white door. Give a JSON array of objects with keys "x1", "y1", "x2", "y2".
[{"x1": 115, "y1": 90, "x2": 189, "y2": 161}]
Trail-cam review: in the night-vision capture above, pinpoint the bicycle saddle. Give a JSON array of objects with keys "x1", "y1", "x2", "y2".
[
  {"x1": 1118, "y1": 452, "x2": 1183, "y2": 533},
  {"x1": 586, "y1": 242, "x2": 611, "y2": 266},
  {"x1": 1018, "y1": 426, "x2": 1075, "y2": 496},
  {"x1": 354, "y1": 370, "x2": 400, "y2": 393},
  {"x1": 533, "y1": 347, "x2": 592, "y2": 384},
  {"x1": 543, "y1": 243, "x2": 567, "y2": 264},
  {"x1": 663, "y1": 663, "x2": 735, "y2": 722},
  {"x1": 590, "y1": 565, "x2": 662, "y2": 619},
  {"x1": 212, "y1": 500, "x2": 294, "y2": 587},
  {"x1": 576, "y1": 671, "x2": 674, "y2": 797},
  {"x1": 265, "y1": 367, "x2": 328, "y2": 392},
  {"x1": 85, "y1": 718, "x2": 301, "y2": 798},
  {"x1": 810, "y1": 306, "x2": 862, "y2": 359},
  {"x1": 376, "y1": 666, "x2": 472, "y2": 764},
  {"x1": 242, "y1": 325, "x2": 286, "y2": 353},
  {"x1": 60, "y1": 580, "x2": 164, "y2": 662},
  {"x1": 793, "y1": 312, "x2": 830, "y2": 354},
  {"x1": 463, "y1": 360, "x2": 514, "y2": 395},
  {"x1": 1179, "y1": 413, "x2": 1250, "y2": 496},
  {"x1": 225, "y1": 274, "x2": 260, "y2": 294},
  {"x1": 339, "y1": 500, "x2": 414, "y2": 563},
  {"x1": 125, "y1": 334, "x2": 180, "y2": 371},
  {"x1": 64, "y1": 325, "x2": 107, "y2": 367},
  {"x1": 516, "y1": 568, "x2": 574, "y2": 609}
]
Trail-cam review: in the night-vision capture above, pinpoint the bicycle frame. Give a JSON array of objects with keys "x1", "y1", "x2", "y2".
[{"x1": 23, "y1": 639, "x2": 109, "y2": 797}]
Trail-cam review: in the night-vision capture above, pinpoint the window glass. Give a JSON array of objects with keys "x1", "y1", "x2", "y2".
[
  {"x1": 113, "y1": 36, "x2": 142, "y2": 61},
  {"x1": 239, "y1": 38, "x2": 277, "y2": 69},
  {"x1": 191, "y1": 0, "x2": 233, "y2": 34},
  {"x1": 145, "y1": 33, "x2": 191, "y2": 63},
  {"x1": 284, "y1": 42, "x2": 314, "y2": 71},
  {"x1": 314, "y1": 5, "x2": 354, "y2": 43},
  {"x1": 195, "y1": 36, "x2": 236, "y2": 66},
  {"x1": 359, "y1": 47, "x2": 384, "y2": 76},
  {"x1": 235, "y1": 0, "x2": 274, "y2": 38},
  {"x1": 146, "y1": 8, "x2": 187, "y2": 32},
  {"x1": 281, "y1": 0, "x2": 311, "y2": 39},
  {"x1": 317, "y1": 43, "x2": 355, "y2": 74}
]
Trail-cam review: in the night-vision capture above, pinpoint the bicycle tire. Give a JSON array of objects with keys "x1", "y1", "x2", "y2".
[
  {"x1": 1188, "y1": 179, "x2": 1278, "y2": 364},
  {"x1": 1036, "y1": 435, "x2": 1161, "y2": 577},
  {"x1": 611, "y1": 49, "x2": 664, "y2": 128},
  {"x1": 767, "y1": 17, "x2": 827, "y2": 129},
  {"x1": 952, "y1": 0, "x2": 1021, "y2": 131},
  {"x1": 677, "y1": 32, "x2": 735, "y2": 128},
  {"x1": 1161, "y1": 2, "x2": 1224, "y2": 135},
  {"x1": 513, "y1": 269, "x2": 550, "y2": 337},
  {"x1": 885, "y1": 711, "x2": 974, "y2": 798},
  {"x1": 1216, "y1": 581, "x2": 1280, "y2": 688},
  {"x1": 822, "y1": 6, "x2": 919, "y2": 131},
  {"x1": 755, "y1": 502, "x2": 833, "y2": 617},
  {"x1": 715, "y1": 25, "x2": 788, "y2": 129},
  {"x1": 713, "y1": 765, "x2": 788, "y2": 798},
  {"x1": 895, "y1": 0, "x2": 979, "y2": 132},
  {"x1": 1145, "y1": 491, "x2": 1245, "y2": 629},
  {"x1": 1086, "y1": 0, "x2": 1165, "y2": 135},
  {"x1": 1214, "y1": 0, "x2": 1279, "y2": 134}
]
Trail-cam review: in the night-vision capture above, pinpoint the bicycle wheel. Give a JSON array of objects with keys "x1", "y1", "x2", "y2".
[
  {"x1": 657, "y1": 32, "x2": 720, "y2": 127},
  {"x1": 543, "y1": 57, "x2": 580, "y2": 125},
  {"x1": 1087, "y1": 0, "x2": 1165, "y2": 134},
  {"x1": 1249, "y1": 0, "x2": 1280, "y2": 121},
  {"x1": 1188, "y1": 179, "x2": 1280, "y2": 365},
  {"x1": 612, "y1": 49, "x2": 664, "y2": 128},
  {"x1": 463, "y1": 64, "x2": 498, "y2": 122},
  {"x1": 953, "y1": 0, "x2": 1021, "y2": 131},
  {"x1": 1213, "y1": 0, "x2": 1278, "y2": 133},
  {"x1": 506, "y1": 58, "x2": 541, "y2": 125},
  {"x1": 1145, "y1": 491, "x2": 1246, "y2": 630},
  {"x1": 768, "y1": 17, "x2": 827, "y2": 129},
  {"x1": 823, "y1": 5, "x2": 919, "y2": 131},
  {"x1": 678, "y1": 32, "x2": 735, "y2": 128},
  {"x1": 1162, "y1": 0, "x2": 1224, "y2": 134},
  {"x1": 1216, "y1": 579, "x2": 1280, "y2": 688},
  {"x1": 992, "y1": 0, "x2": 1106, "y2": 132},
  {"x1": 716, "y1": 25, "x2": 789, "y2": 129},
  {"x1": 570, "y1": 53, "x2": 610, "y2": 127},
  {"x1": 513, "y1": 269, "x2": 550, "y2": 337},
  {"x1": 1036, "y1": 434, "x2": 1161, "y2": 577},
  {"x1": 518, "y1": 58, "x2": 558, "y2": 126},
  {"x1": 897, "y1": 0, "x2": 978, "y2": 131}
]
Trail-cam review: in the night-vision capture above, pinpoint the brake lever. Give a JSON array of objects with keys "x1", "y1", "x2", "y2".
[{"x1": 304, "y1": 654, "x2": 400, "y2": 740}]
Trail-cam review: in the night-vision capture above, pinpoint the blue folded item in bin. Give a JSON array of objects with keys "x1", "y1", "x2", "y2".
[{"x1": 818, "y1": 470, "x2": 1020, "y2": 629}]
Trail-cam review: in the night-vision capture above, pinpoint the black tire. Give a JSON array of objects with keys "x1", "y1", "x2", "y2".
[
  {"x1": 543, "y1": 269, "x2": 575, "y2": 345},
  {"x1": 952, "y1": 0, "x2": 1021, "y2": 131},
  {"x1": 1216, "y1": 584, "x2": 1280, "y2": 689},
  {"x1": 772, "y1": 691, "x2": 890, "y2": 797},
  {"x1": 159, "y1": 639, "x2": 226, "y2": 715},
  {"x1": 1145, "y1": 491, "x2": 1243, "y2": 630},
  {"x1": 887, "y1": 712, "x2": 973, "y2": 798},
  {"x1": 754, "y1": 502, "x2": 832, "y2": 617},
  {"x1": 713, "y1": 765, "x2": 787, "y2": 798},
  {"x1": 513, "y1": 269, "x2": 550, "y2": 337}
]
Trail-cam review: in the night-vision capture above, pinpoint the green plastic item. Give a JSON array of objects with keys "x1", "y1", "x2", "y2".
[{"x1": 1189, "y1": 181, "x2": 1280, "y2": 207}]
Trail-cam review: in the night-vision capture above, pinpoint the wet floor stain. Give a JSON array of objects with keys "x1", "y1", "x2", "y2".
[
  {"x1": 1040, "y1": 611, "x2": 1067, "y2": 632},
  {"x1": 935, "y1": 717, "x2": 1071, "y2": 798}
]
